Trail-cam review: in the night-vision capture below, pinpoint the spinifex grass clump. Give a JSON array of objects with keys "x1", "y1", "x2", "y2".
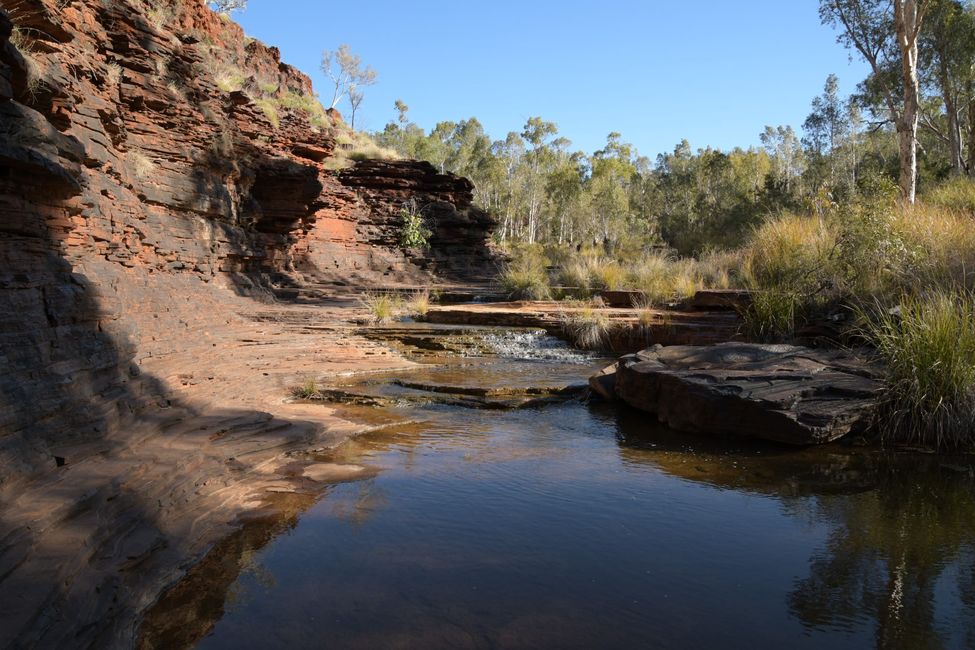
[
  {"x1": 404, "y1": 290, "x2": 431, "y2": 318},
  {"x1": 560, "y1": 303, "x2": 611, "y2": 350},
  {"x1": 738, "y1": 214, "x2": 835, "y2": 340},
  {"x1": 292, "y1": 378, "x2": 320, "y2": 399},
  {"x1": 858, "y1": 291, "x2": 975, "y2": 448},
  {"x1": 359, "y1": 291, "x2": 398, "y2": 323},
  {"x1": 500, "y1": 249, "x2": 551, "y2": 300}
]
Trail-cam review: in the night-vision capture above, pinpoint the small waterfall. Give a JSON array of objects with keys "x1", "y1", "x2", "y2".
[{"x1": 476, "y1": 329, "x2": 596, "y2": 363}]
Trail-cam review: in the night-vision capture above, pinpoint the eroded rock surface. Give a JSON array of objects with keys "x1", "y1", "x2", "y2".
[
  {"x1": 0, "y1": 0, "x2": 494, "y2": 646},
  {"x1": 592, "y1": 343, "x2": 882, "y2": 445}
]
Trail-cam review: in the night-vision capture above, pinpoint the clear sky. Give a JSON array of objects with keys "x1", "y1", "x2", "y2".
[{"x1": 233, "y1": 1, "x2": 870, "y2": 159}]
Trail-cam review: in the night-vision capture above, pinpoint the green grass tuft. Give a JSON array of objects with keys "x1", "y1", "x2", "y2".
[{"x1": 857, "y1": 291, "x2": 975, "y2": 449}]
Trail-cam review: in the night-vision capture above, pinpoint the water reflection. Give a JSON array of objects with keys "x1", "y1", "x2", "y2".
[
  {"x1": 614, "y1": 406, "x2": 975, "y2": 649},
  {"x1": 788, "y1": 467, "x2": 975, "y2": 649},
  {"x1": 141, "y1": 394, "x2": 975, "y2": 649}
]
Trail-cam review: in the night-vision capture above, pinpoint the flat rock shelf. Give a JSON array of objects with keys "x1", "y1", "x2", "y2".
[{"x1": 591, "y1": 342, "x2": 883, "y2": 445}]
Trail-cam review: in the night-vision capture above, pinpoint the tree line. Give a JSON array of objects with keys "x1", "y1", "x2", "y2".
[{"x1": 372, "y1": 0, "x2": 975, "y2": 254}]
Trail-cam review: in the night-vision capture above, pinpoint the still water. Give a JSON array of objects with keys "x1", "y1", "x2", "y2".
[{"x1": 143, "y1": 356, "x2": 975, "y2": 649}]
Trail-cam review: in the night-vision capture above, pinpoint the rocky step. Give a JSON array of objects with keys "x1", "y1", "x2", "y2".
[
  {"x1": 425, "y1": 302, "x2": 741, "y2": 352},
  {"x1": 590, "y1": 342, "x2": 883, "y2": 446}
]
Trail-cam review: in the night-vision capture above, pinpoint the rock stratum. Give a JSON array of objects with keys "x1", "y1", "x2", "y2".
[
  {"x1": 591, "y1": 343, "x2": 882, "y2": 446},
  {"x1": 0, "y1": 0, "x2": 495, "y2": 646}
]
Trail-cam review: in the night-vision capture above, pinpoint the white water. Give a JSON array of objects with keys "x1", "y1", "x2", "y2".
[{"x1": 476, "y1": 329, "x2": 597, "y2": 363}]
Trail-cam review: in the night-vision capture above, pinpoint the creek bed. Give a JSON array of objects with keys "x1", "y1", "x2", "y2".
[{"x1": 140, "y1": 327, "x2": 975, "y2": 649}]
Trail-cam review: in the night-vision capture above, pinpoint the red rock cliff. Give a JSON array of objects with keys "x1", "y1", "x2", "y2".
[{"x1": 0, "y1": 0, "x2": 496, "y2": 482}]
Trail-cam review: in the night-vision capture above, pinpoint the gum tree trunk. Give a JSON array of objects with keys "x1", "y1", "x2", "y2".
[{"x1": 894, "y1": 0, "x2": 924, "y2": 204}]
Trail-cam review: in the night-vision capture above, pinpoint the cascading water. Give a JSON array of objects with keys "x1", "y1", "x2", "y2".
[{"x1": 475, "y1": 329, "x2": 597, "y2": 363}]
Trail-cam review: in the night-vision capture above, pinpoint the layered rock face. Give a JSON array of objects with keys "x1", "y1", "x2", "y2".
[{"x1": 0, "y1": 0, "x2": 494, "y2": 483}]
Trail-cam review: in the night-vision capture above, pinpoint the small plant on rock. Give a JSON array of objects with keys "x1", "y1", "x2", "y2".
[
  {"x1": 293, "y1": 378, "x2": 320, "y2": 399},
  {"x1": 405, "y1": 290, "x2": 431, "y2": 318},
  {"x1": 398, "y1": 200, "x2": 432, "y2": 250},
  {"x1": 360, "y1": 291, "x2": 397, "y2": 323},
  {"x1": 128, "y1": 150, "x2": 156, "y2": 180}
]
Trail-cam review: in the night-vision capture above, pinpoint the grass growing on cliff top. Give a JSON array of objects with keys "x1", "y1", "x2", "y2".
[{"x1": 857, "y1": 291, "x2": 975, "y2": 449}]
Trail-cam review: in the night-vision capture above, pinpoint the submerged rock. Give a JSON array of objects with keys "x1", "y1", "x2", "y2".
[{"x1": 591, "y1": 343, "x2": 882, "y2": 445}]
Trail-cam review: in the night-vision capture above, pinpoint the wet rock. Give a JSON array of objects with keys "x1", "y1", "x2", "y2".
[
  {"x1": 594, "y1": 343, "x2": 882, "y2": 445},
  {"x1": 684, "y1": 289, "x2": 753, "y2": 311}
]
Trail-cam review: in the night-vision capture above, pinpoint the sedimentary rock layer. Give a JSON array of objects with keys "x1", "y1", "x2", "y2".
[
  {"x1": 591, "y1": 343, "x2": 882, "y2": 445},
  {"x1": 0, "y1": 0, "x2": 495, "y2": 645}
]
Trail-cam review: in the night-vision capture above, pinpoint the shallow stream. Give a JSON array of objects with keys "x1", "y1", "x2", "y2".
[{"x1": 142, "y1": 328, "x2": 975, "y2": 649}]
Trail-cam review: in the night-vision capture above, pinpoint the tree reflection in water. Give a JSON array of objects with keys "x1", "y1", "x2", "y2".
[
  {"x1": 612, "y1": 405, "x2": 975, "y2": 650},
  {"x1": 788, "y1": 465, "x2": 975, "y2": 650}
]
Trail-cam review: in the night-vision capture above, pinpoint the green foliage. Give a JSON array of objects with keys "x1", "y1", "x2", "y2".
[
  {"x1": 740, "y1": 290, "x2": 800, "y2": 342},
  {"x1": 857, "y1": 291, "x2": 975, "y2": 448},
  {"x1": 398, "y1": 201, "x2": 432, "y2": 249}
]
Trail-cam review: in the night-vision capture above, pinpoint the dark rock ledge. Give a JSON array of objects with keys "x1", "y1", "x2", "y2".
[{"x1": 590, "y1": 342, "x2": 883, "y2": 446}]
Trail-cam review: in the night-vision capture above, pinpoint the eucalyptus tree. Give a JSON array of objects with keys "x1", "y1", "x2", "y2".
[
  {"x1": 210, "y1": 0, "x2": 246, "y2": 13},
  {"x1": 521, "y1": 117, "x2": 559, "y2": 243},
  {"x1": 820, "y1": 0, "x2": 931, "y2": 202},
  {"x1": 321, "y1": 44, "x2": 377, "y2": 111},
  {"x1": 919, "y1": 0, "x2": 975, "y2": 175},
  {"x1": 761, "y1": 125, "x2": 805, "y2": 193}
]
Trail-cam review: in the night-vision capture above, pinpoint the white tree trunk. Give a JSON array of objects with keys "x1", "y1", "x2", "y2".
[{"x1": 895, "y1": 0, "x2": 925, "y2": 204}]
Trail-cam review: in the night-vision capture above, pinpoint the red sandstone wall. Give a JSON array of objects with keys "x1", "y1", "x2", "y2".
[{"x1": 0, "y1": 0, "x2": 494, "y2": 482}]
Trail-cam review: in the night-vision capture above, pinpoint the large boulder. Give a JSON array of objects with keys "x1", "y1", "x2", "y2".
[{"x1": 591, "y1": 343, "x2": 882, "y2": 445}]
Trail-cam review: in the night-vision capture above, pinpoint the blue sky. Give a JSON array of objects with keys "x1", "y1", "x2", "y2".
[{"x1": 233, "y1": 1, "x2": 870, "y2": 159}]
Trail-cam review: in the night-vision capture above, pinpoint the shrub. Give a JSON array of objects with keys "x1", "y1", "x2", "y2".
[
  {"x1": 359, "y1": 292, "x2": 397, "y2": 323},
  {"x1": 696, "y1": 248, "x2": 743, "y2": 289},
  {"x1": 624, "y1": 254, "x2": 702, "y2": 305},
  {"x1": 632, "y1": 294, "x2": 657, "y2": 329},
  {"x1": 590, "y1": 260, "x2": 627, "y2": 291},
  {"x1": 215, "y1": 69, "x2": 246, "y2": 93},
  {"x1": 739, "y1": 290, "x2": 798, "y2": 342},
  {"x1": 105, "y1": 62, "x2": 122, "y2": 87},
  {"x1": 560, "y1": 304, "x2": 612, "y2": 350},
  {"x1": 889, "y1": 203, "x2": 975, "y2": 293},
  {"x1": 293, "y1": 378, "x2": 320, "y2": 399},
  {"x1": 399, "y1": 201, "x2": 432, "y2": 249},
  {"x1": 743, "y1": 214, "x2": 835, "y2": 294},
  {"x1": 147, "y1": 6, "x2": 175, "y2": 30},
  {"x1": 857, "y1": 291, "x2": 975, "y2": 448},
  {"x1": 557, "y1": 257, "x2": 596, "y2": 296},
  {"x1": 9, "y1": 27, "x2": 43, "y2": 100}
]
